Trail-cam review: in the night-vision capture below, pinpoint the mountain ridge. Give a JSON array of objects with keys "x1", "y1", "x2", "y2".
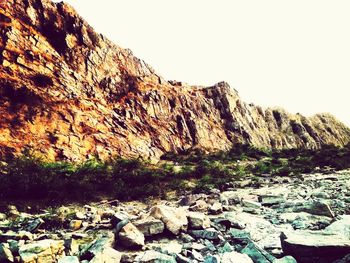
[{"x1": 1, "y1": 0, "x2": 349, "y2": 161}]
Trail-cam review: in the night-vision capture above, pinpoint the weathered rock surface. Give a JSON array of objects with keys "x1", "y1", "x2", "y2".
[
  {"x1": 149, "y1": 205, "x2": 188, "y2": 235},
  {"x1": 134, "y1": 216, "x2": 165, "y2": 237},
  {"x1": 18, "y1": 239, "x2": 65, "y2": 263},
  {"x1": 117, "y1": 222, "x2": 145, "y2": 247},
  {"x1": 188, "y1": 212, "x2": 211, "y2": 230},
  {"x1": 292, "y1": 200, "x2": 335, "y2": 218},
  {"x1": 1, "y1": 0, "x2": 350, "y2": 161},
  {"x1": 280, "y1": 230, "x2": 350, "y2": 263}
]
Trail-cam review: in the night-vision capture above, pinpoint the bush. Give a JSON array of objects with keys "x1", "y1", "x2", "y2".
[{"x1": 1, "y1": 143, "x2": 349, "y2": 203}]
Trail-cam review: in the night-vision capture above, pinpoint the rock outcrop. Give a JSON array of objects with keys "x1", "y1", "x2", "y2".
[{"x1": 1, "y1": 0, "x2": 350, "y2": 161}]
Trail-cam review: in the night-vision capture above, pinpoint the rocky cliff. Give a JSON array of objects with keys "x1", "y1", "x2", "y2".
[{"x1": 1, "y1": 0, "x2": 350, "y2": 161}]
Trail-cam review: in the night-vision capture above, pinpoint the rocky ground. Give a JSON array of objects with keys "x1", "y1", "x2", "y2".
[{"x1": 1, "y1": 169, "x2": 350, "y2": 263}]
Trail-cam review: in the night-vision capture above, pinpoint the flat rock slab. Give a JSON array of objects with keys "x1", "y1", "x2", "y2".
[{"x1": 281, "y1": 230, "x2": 350, "y2": 263}]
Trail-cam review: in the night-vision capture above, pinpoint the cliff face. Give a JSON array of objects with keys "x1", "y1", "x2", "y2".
[{"x1": 1, "y1": 0, "x2": 350, "y2": 161}]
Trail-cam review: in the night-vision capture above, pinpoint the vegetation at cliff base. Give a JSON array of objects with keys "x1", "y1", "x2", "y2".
[{"x1": 0, "y1": 143, "x2": 350, "y2": 203}]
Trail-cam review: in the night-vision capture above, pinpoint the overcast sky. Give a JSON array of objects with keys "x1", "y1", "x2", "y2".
[{"x1": 58, "y1": 0, "x2": 350, "y2": 126}]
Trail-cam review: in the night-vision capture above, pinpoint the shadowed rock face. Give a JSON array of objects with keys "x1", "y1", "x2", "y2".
[{"x1": 0, "y1": 0, "x2": 350, "y2": 161}]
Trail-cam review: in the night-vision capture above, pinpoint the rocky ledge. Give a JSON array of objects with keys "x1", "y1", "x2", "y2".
[
  {"x1": 1, "y1": 169, "x2": 350, "y2": 263},
  {"x1": 1, "y1": 0, "x2": 350, "y2": 161}
]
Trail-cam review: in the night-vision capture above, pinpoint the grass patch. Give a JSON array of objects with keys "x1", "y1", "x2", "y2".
[{"x1": 0, "y1": 143, "x2": 350, "y2": 202}]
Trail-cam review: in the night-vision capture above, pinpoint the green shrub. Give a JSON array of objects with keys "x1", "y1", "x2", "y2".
[{"x1": 1, "y1": 143, "x2": 350, "y2": 203}]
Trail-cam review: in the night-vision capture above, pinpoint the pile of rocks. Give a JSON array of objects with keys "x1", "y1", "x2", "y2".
[{"x1": 1, "y1": 169, "x2": 350, "y2": 262}]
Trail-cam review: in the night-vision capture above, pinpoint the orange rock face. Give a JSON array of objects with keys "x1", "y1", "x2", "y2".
[{"x1": 0, "y1": 0, "x2": 349, "y2": 161}]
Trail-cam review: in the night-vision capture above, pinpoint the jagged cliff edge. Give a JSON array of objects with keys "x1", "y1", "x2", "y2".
[{"x1": 0, "y1": 0, "x2": 349, "y2": 161}]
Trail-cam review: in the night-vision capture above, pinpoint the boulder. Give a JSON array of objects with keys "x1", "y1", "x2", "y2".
[
  {"x1": 89, "y1": 247, "x2": 122, "y2": 263},
  {"x1": 292, "y1": 200, "x2": 335, "y2": 218},
  {"x1": 217, "y1": 242, "x2": 234, "y2": 254},
  {"x1": 279, "y1": 212, "x2": 332, "y2": 230},
  {"x1": 179, "y1": 233, "x2": 195, "y2": 243},
  {"x1": 0, "y1": 231, "x2": 33, "y2": 242},
  {"x1": 242, "y1": 200, "x2": 262, "y2": 209},
  {"x1": 325, "y1": 215, "x2": 350, "y2": 238},
  {"x1": 258, "y1": 195, "x2": 285, "y2": 206},
  {"x1": 75, "y1": 211, "x2": 85, "y2": 220},
  {"x1": 177, "y1": 253, "x2": 192, "y2": 263},
  {"x1": 118, "y1": 222, "x2": 145, "y2": 247},
  {"x1": 19, "y1": 239, "x2": 65, "y2": 263},
  {"x1": 69, "y1": 220, "x2": 83, "y2": 231},
  {"x1": 64, "y1": 238, "x2": 79, "y2": 256},
  {"x1": 221, "y1": 251, "x2": 253, "y2": 263},
  {"x1": 190, "y1": 200, "x2": 209, "y2": 212},
  {"x1": 220, "y1": 191, "x2": 240, "y2": 205},
  {"x1": 24, "y1": 218, "x2": 44, "y2": 233},
  {"x1": 58, "y1": 256, "x2": 80, "y2": 263},
  {"x1": 241, "y1": 242, "x2": 275, "y2": 263},
  {"x1": 149, "y1": 205, "x2": 188, "y2": 235},
  {"x1": 184, "y1": 242, "x2": 206, "y2": 252},
  {"x1": 229, "y1": 229, "x2": 251, "y2": 244},
  {"x1": 7, "y1": 239, "x2": 23, "y2": 256},
  {"x1": 179, "y1": 194, "x2": 207, "y2": 206},
  {"x1": 188, "y1": 212, "x2": 211, "y2": 230},
  {"x1": 157, "y1": 241, "x2": 183, "y2": 255},
  {"x1": 204, "y1": 255, "x2": 221, "y2": 263},
  {"x1": 135, "y1": 250, "x2": 176, "y2": 263},
  {"x1": 80, "y1": 235, "x2": 115, "y2": 260},
  {"x1": 280, "y1": 230, "x2": 350, "y2": 262},
  {"x1": 0, "y1": 243, "x2": 14, "y2": 262},
  {"x1": 189, "y1": 228, "x2": 219, "y2": 240},
  {"x1": 273, "y1": 256, "x2": 297, "y2": 263},
  {"x1": 134, "y1": 216, "x2": 165, "y2": 237},
  {"x1": 110, "y1": 212, "x2": 130, "y2": 227},
  {"x1": 218, "y1": 216, "x2": 246, "y2": 230},
  {"x1": 7, "y1": 205, "x2": 20, "y2": 218},
  {"x1": 0, "y1": 213, "x2": 6, "y2": 221},
  {"x1": 209, "y1": 202, "x2": 223, "y2": 215},
  {"x1": 189, "y1": 250, "x2": 204, "y2": 261}
]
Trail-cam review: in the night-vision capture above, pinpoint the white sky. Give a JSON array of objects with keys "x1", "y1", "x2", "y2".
[{"x1": 57, "y1": 0, "x2": 350, "y2": 126}]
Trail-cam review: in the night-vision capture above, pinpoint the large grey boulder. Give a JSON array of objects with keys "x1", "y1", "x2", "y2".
[
  {"x1": 325, "y1": 215, "x2": 350, "y2": 238},
  {"x1": 280, "y1": 230, "x2": 350, "y2": 263},
  {"x1": 292, "y1": 200, "x2": 335, "y2": 218}
]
